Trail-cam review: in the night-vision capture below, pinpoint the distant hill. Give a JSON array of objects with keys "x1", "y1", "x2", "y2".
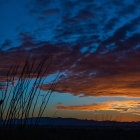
[{"x1": 2, "y1": 117, "x2": 140, "y2": 129}]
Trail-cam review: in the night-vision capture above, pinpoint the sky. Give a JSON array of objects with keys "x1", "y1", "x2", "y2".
[{"x1": 1, "y1": 0, "x2": 140, "y2": 122}]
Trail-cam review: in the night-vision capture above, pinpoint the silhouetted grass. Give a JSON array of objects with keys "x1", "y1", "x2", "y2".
[{"x1": 0, "y1": 57, "x2": 59, "y2": 128}]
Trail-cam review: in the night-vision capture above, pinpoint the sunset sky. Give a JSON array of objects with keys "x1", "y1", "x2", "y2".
[{"x1": 1, "y1": 0, "x2": 140, "y2": 122}]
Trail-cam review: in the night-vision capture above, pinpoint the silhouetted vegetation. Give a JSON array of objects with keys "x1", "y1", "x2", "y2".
[
  {"x1": 0, "y1": 57, "x2": 59, "y2": 128},
  {"x1": 0, "y1": 125, "x2": 140, "y2": 140}
]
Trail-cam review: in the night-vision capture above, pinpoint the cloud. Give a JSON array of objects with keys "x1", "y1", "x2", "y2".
[
  {"x1": 118, "y1": 4, "x2": 137, "y2": 16},
  {"x1": 1, "y1": 40, "x2": 12, "y2": 48},
  {"x1": 0, "y1": 33, "x2": 82, "y2": 82},
  {"x1": 1, "y1": 0, "x2": 140, "y2": 99},
  {"x1": 1, "y1": 29, "x2": 140, "y2": 98},
  {"x1": 40, "y1": 43, "x2": 140, "y2": 97},
  {"x1": 73, "y1": 10, "x2": 95, "y2": 21},
  {"x1": 42, "y1": 9, "x2": 60, "y2": 16},
  {"x1": 56, "y1": 100, "x2": 140, "y2": 113},
  {"x1": 27, "y1": 0, "x2": 140, "y2": 45}
]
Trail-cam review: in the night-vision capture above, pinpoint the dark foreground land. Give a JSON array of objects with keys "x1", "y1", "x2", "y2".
[
  {"x1": 1, "y1": 126, "x2": 140, "y2": 140},
  {"x1": 1, "y1": 118, "x2": 140, "y2": 140}
]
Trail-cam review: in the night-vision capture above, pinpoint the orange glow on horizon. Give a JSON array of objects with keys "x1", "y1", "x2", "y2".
[{"x1": 56, "y1": 100, "x2": 140, "y2": 122}]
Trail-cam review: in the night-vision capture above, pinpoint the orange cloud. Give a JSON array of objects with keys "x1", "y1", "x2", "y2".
[
  {"x1": 56, "y1": 100, "x2": 140, "y2": 113},
  {"x1": 41, "y1": 72, "x2": 140, "y2": 97},
  {"x1": 39, "y1": 44, "x2": 140, "y2": 97}
]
